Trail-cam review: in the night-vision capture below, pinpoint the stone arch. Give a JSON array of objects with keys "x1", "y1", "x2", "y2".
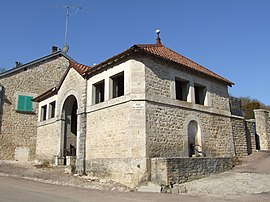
[
  {"x1": 61, "y1": 94, "x2": 78, "y2": 164},
  {"x1": 184, "y1": 115, "x2": 203, "y2": 157}
]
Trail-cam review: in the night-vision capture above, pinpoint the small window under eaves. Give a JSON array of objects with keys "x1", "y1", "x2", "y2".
[
  {"x1": 175, "y1": 78, "x2": 189, "y2": 101},
  {"x1": 194, "y1": 84, "x2": 206, "y2": 105}
]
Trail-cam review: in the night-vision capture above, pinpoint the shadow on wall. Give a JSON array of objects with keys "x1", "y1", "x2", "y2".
[
  {"x1": 245, "y1": 122, "x2": 252, "y2": 155},
  {"x1": 0, "y1": 86, "x2": 12, "y2": 133},
  {"x1": 255, "y1": 133, "x2": 260, "y2": 150}
]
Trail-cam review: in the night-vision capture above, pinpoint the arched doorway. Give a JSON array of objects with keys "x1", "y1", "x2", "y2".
[
  {"x1": 188, "y1": 121, "x2": 202, "y2": 157},
  {"x1": 62, "y1": 95, "x2": 78, "y2": 164}
]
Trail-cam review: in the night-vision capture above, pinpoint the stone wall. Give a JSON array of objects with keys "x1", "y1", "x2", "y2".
[
  {"x1": 56, "y1": 68, "x2": 85, "y2": 115},
  {"x1": 246, "y1": 120, "x2": 257, "y2": 152},
  {"x1": 151, "y1": 157, "x2": 234, "y2": 185},
  {"x1": 142, "y1": 56, "x2": 230, "y2": 111},
  {"x1": 142, "y1": 56, "x2": 234, "y2": 158},
  {"x1": 254, "y1": 109, "x2": 270, "y2": 150},
  {"x1": 231, "y1": 116, "x2": 256, "y2": 156},
  {"x1": 146, "y1": 102, "x2": 234, "y2": 158},
  {"x1": 85, "y1": 99, "x2": 148, "y2": 187},
  {"x1": 0, "y1": 56, "x2": 69, "y2": 160},
  {"x1": 83, "y1": 59, "x2": 148, "y2": 187},
  {"x1": 36, "y1": 120, "x2": 58, "y2": 162}
]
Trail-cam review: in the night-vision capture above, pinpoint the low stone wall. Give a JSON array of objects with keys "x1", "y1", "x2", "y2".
[{"x1": 151, "y1": 157, "x2": 234, "y2": 185}]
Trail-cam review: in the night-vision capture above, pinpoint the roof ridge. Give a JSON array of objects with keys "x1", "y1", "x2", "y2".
[
  {"x1": 135, "y1": 44, "x2": 163, "y2": 48},
  {"x1": 0, "y1": 51, "x2": 74, "y2": 79}
]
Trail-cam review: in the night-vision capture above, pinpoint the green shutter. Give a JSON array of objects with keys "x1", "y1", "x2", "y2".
[
  {"x1": 17, "y1": 95, "x2": 25, "y2": 111},
  {"x1": 25, "y1": 96, "x2": 33, "y2": 111},
  {"x1": 17, "y1": 95, "x2": 33, "y2": 112}
]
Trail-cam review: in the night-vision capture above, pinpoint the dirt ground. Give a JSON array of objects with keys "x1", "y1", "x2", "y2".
[{"x1": 1, "y1": 151, "x2": 270, "y2": 201}]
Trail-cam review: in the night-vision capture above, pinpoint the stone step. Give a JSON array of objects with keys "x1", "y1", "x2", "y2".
[{"x1": 138, "y1": 182, "x2": 161, "y2": 193}]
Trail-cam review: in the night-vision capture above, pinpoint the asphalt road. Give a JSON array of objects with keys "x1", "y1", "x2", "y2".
[
  {"x1": 0, "y1": 176, "x2": 207, "y2": 202},
  {"x1": 1, "y1": 176, "x2": 270, "y2": 202}
]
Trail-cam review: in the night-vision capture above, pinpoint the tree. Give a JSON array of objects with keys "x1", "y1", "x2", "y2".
[{"x1": 239, "y1": 96, "x2": 270, "y2": 119}]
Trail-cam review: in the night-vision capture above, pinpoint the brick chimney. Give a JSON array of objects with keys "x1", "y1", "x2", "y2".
[{"x1": 51, "y1": 46, "x2": 58, "y2": 53}]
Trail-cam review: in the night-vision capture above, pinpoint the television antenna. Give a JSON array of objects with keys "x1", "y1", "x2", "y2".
[{"x1": 60, "y1": 5, "x2": 81, "y2": 53}]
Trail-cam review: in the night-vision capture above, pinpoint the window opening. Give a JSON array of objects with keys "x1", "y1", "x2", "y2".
[
  {"x1": 111, "y1": 72, "x2": 124, "y2": 98},
  {"x1": 194, "y1": 84, "x2": 206, "y2": 105},
  {"x1": 93, "y1": 80, "x2": 105, "y2": 104},
  {"x1": 49, "y1": 101, "x2": 56, "y2": 118},
  {"x1": 175, "y1": 78, "x2": 189, "y2": 101},
  {"x1": 41, "y1": 105, "x2": 47, "y2": 121}
]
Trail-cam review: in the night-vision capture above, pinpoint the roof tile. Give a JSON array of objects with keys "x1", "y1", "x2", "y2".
[
  {"x1": 135, "y1": 44, "x2": 233, "y2": 85},
  {"x1": 69, "y1": 61, "x2": 91, "y2": 75}
]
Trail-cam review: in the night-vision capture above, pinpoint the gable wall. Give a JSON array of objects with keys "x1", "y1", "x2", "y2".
[
  {"x1": 57, "y1": 68, "x2": 85, "y2": 114},
  {"x1": 35, "y1": 68, "x2": 86, "y2": 162},
  {"x1": 0, "y1": 56, "x2": 69, "y2": 160}
]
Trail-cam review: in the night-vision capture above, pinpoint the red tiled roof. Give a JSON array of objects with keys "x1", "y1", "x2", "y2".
[
  {"x1": 90, "y1": 43, "x2": 233, "y2": 86},
  {"x1": 69, "y1": 61, "x2": 91, "y2": 75},
  {"x1": 135, "y1": 44, "x2": 233, "y2": 86}
]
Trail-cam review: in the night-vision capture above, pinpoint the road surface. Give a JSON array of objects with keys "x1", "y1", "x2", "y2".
[{"x1": 0, "y1": 176, "x2": 211, "y2": 202}]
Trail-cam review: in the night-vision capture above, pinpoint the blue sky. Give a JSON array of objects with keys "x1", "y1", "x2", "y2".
[{"x1": 1, "y1": 0, "x2": 269, "y2": 105}]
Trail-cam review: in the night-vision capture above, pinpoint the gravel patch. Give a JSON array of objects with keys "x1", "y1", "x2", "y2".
[{"x1": 177, "y1": 172, "x2": 270, "y2": 196}]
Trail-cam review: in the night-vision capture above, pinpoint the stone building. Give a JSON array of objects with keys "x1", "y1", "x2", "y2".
[
  {"x1": 33, "y1": 36, "x2": 241, "y2": 187},
  {"x1": 0, "y1": 47, "x2": 72, "y2": 161}
]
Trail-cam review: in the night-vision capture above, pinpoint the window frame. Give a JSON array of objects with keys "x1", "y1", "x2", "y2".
[
  {"x1": 40, "y1": 105, "x2": 47, "y2": 121},
  {"x1": 92, "y1": 80, "x2": 105, "y2": 104},
  {"x1": 194, "y1": 83, "x2": 207, "y2": 105},
  {"x1": 110, "y1": 72, "x2": 124, "y2": 99},
  {"x1": 175, "y1": 78, "x2": 189, "y2": 101},
  {"x1": 49, "y1": 101, "x2": 56, "y2": 119}
]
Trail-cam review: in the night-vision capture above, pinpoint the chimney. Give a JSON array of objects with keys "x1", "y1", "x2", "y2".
[
  {"x1": 15, "y1": 61, "x2": 22, "y2": 68},
  {"x1": 51, "y1": 46, "x2": 58, "y2": 53}
]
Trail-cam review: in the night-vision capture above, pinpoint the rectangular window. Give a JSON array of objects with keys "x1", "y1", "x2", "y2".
[
  {"x1": 194, "y1": 84, "x2": 206, "y2": 105},
  {"x1": 17, "y1": 95, "x2": 33, "y2": 112},
  {"x1": 49, "y1": 101, "x2": 56, "y2": 118},
  {"x1": 93, "y1": 80, "x2": 105, "y2": 104},
  {"x1": 111, "y1": 72, "x2": 124, "y2": 98},
  {"x1": 175, "y1": 78, "x2": 189, "y2": 101},
  {"x1": 41, "y1": 105, "x2": 47, "y2": 121}
]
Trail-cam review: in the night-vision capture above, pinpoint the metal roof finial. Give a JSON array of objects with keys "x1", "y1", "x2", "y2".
[{"x1": 156, "y1": 29, "x2": 161, "y2": 44}]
